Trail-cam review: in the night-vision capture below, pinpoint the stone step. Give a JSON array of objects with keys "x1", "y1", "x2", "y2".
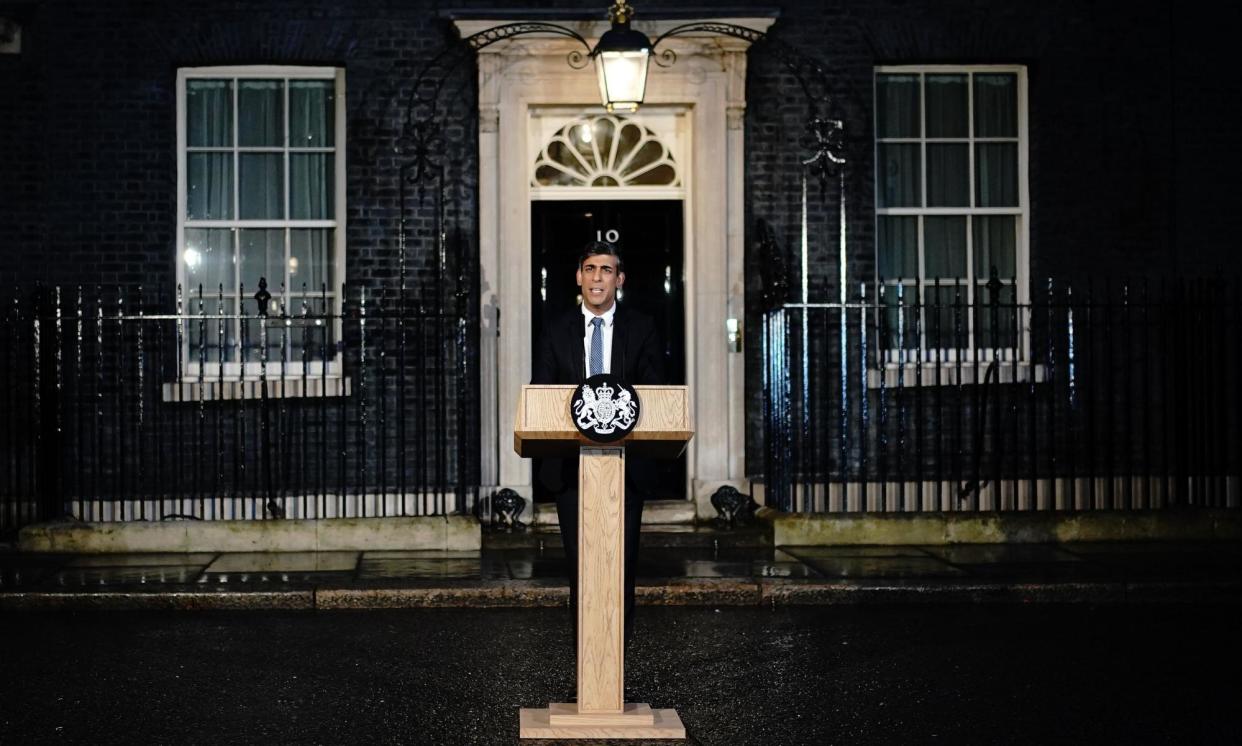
[
  {"x1": 530, "y1": 499, "x2": 700, "y2": 527},
  {"x1": 483, "y1": 520, "x2": 770, "y2": 551}
]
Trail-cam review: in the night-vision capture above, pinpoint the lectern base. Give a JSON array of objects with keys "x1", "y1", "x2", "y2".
[{"x1": 519, "y1": 703, "x2": 686, "y2": 739}]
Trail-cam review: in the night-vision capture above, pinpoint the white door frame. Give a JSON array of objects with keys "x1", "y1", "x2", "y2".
[{"x1": 459, "y1": 17, "x2": 773, "y2": 518}]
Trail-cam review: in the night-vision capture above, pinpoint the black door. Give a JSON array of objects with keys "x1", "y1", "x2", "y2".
[{"x1": 531, "y1": 199, "x2": 685, "y2": 501}]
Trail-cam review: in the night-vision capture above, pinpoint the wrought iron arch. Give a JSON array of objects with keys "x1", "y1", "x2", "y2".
[
  {"x1": 393, "y1": 16, "x2": 857, "y2": 515},
  {"x1": 394, "y1": 18, "x2": 856, "y2": 303}
]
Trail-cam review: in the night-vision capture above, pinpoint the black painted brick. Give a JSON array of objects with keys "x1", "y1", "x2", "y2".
[{"x1": 0, "y1": 0, "x2": 1235, "y2": 480}]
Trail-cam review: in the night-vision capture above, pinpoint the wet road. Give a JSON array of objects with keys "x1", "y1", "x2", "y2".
[{"x1": 1, "y1": 605, "x2": 1238, "y2": 745}]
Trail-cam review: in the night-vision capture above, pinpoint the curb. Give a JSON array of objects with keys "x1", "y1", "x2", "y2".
[
  {"x1": 2, "y1": 578, "x2": 1238, "y2": 611},
  {"x1": 758, "y1": 507, "x2": 1242, "y2": 546},
  {"x1": 17, "y1": 515, "x2": 481, "y2": 554},
  {"x1": 0, "y1": 590, "x2": 315, "y2": 611}
]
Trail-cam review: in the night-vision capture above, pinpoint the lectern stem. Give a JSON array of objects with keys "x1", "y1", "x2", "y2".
[
  {"x1": 516, "y1": 385, "x2": 688, "y2": 738},
  {"x1": 576, "y1": 446, "x2": 626, "y2": 713}
]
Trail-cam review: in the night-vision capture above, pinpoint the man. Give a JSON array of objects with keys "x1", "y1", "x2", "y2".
[{"x1": 531, "y1": 240, "x2": 666, "y2": 655}]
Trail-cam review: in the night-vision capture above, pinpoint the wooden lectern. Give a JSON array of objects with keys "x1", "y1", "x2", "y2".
[{"x1": 514, "y1": 384, "x2": 693, "y2": 740}]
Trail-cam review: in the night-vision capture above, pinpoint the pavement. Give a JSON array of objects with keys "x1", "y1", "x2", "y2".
[
  {"x1": 3, "y1": 523, "x2": 1241, "y2": 610},
  {"x1": 3, "y1": 604, "x2": 1241, "y2": 744}
]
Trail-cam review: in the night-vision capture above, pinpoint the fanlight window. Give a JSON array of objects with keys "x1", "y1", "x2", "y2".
[{"x1": 533, "y1": 115, "x2": 679, "y2": 188}]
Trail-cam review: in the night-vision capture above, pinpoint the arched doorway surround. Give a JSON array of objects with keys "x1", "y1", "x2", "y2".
[{"x1": 457, "y1": 17, "x2": 774, "y2": 518}]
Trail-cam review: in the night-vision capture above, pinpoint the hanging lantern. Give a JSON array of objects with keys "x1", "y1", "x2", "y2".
[{"x1": 592, "y1": 1, "x2": 652, "y2": 113}]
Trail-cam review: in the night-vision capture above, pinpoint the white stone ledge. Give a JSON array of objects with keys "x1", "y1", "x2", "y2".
[
  {"x1": 866, "y1": 362, "x2": 1047, "y2": 389},
  {"x1": 17, "y1": 515, "x2": 480, "y2": 553},
  {"x1": 758, "y1": 505, "x2": 1242, "y2": 546},
  {"x1": 161, "y1": 376, "x2": 351, "y2": 402},
  {"x1": 532, "y1": 498, "x2": 696, "y2": 526},
  {"x1": 752, "y1": 476, "x2": 1241, "y2": 514}
]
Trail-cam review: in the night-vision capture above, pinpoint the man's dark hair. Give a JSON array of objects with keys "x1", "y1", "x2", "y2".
[{"x1": 579, "y1": 240, "x2": 624, "y2": 273}]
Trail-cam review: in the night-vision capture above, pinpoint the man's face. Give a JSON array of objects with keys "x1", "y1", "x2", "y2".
[{"x1": 577, "y1": 253, "x2": 625, "y2": 315}]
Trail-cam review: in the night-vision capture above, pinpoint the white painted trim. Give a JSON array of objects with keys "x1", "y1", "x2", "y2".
[
  {"x1": 873, "y1": 64, "x2": 1030, "y2": 357},
  {"x1": 64, "y1": 493, "x2": 467, "y2": 522},
  {"x1": 161, "y1": 376, "x2": 352, "y2": 402},
  {"x1": 757, "y1": 475, "x2": 1229, "y2": 513},
  {"x1": 531, "y1": 112, "x2": 683, "y2": 192},
  {"x1": 179, "y1": 64, "x2": 341, "y2": 77},
  {"x1": 875, "y1": 64, "x2": 1026, "y2": 74},
  {"x1": 531, "y1": 187, "x2": 685, "y2": 201},
  {"x1": 454, "y1": 18, "x2": 775, "y2": 41},
  {"x1": 175, "y1": 66, "x2": 347, "y2": 379},
  {"x1": 865, "y1": 361, "x2": 1047, "y2": 389}
]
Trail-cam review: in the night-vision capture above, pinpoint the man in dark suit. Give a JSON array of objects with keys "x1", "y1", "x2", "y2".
[{"x1": 531, "y1": 240, "x2": 666, "y2": 654}]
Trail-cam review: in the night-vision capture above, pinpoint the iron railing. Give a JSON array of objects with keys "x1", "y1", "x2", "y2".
[
  {"x1": 1, "y1": 283, "x2": 475, "y2": 533},
  {"x1": 762, "y1": 278, "x2": 1242, "y2": 513}
]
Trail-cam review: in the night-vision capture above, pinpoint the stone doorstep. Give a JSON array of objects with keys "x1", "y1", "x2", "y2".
[
  {"x1": 14, "y1": 499, "x2": 704, "y2": 555},
  {"x1": 532, "y1": 499, "x2": 696, "y2": 527},
  {"x1": 2, "y1": 578, "x2": 1238, "y2": 611},
  {"x1": 17, "y1": 515, "x2": 481, "y2": 554},
  {"x1": 759, "y1": 508, "x2": 1242, "y2": 546},
  {"x1": 483, "y1": 523, "x2": 771, "y2": 550}
]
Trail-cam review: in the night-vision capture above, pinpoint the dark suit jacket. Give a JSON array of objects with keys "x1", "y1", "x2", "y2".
[
  {"x1": 531, "y1": 303, "x2": 666, "y2": 388},
  {"x1": 531, "y1": 303, "x2": 667, "y2": 496}
]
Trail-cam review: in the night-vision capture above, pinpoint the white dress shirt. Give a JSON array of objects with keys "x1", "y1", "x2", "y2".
[{"x1": 581, "y1": 302, "x2": 616, "y2": 376}]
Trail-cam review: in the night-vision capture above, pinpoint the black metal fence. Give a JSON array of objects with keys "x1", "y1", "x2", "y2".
[
  {"x1": 762, "y1": 278, "x2": 1242, "y2": 513},
  {"x1": 1, "y1": 283, "x2": 475, "y2": 533}
]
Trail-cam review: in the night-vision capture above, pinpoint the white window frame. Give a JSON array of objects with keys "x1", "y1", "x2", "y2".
[
  {"x1": 175, "y1": 65, "x2": 346, "y2": 381},
  {"x1": 528, "y1": 107, "x2": 688, "y2": 202},
  {"x1": 873, "y1": 64, "x2": 1030, "y2": 367}
]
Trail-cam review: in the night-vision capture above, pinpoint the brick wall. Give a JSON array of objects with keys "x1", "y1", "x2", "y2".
[
  {"x1": 0, "y1": 0, "x2": 1232, "y2": 481},
  {"x1": 737, "y1": 0, "x2": 1229, "y2": 473}
]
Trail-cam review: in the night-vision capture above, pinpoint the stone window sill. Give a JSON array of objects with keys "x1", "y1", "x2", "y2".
[
  {"x1": 161, "y1": 377, "x2": 352, "y2": 402},
  {"x1": 866, "y1": 362, "x2": 1047, "y2": 389}
]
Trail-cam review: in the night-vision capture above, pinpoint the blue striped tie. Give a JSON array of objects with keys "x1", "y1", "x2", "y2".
[{"x1": 589, "y1": 317, "x2": 604, "y2": 376}]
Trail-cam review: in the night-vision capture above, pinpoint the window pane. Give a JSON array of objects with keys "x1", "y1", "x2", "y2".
[
  {"x1": 924, "y1": 216, "x2": 967, "y2": 280},
  {"x1": 183, "y1": 228, "x2": 234, "y2": 294},
  {"x1": 287, "y1": 314, "x2": 334, "y2": 361},
  {"x1": 286, "y1": 299, "x2": 336, "y2": 362},
  {"x1": 238, "y1": 229, "x2": 285, "y2": 296},
  {"x1": 629, "y1": 164, "x2": 677, "y2": 186},
  {"x1": 974, "y1": 73, "x2": 1017, "y2": 138},
  {"x1": 289, "y1": 80, "x2": 334, "y2": 147},
  {"x1": 186, "y1": 79, "x2": 232, "y2": 147},
  {"x1": 876, "y1": 74, "x2": 920, "y2": 138},
  {"x1": 186, "y1": 153, "x2": 233, "y2": 220},
  {"x1": 974, "y1": 282, "x2": 1017, "y2": 349},
  {"x1": 877, "y1": 216, "x2": 917, "y2": 280},
  {"x1": 239, "y1": 154, "x2": 284, "y2": 219},
  {"x1": 927, "y1": 284, "x2": 968, "y2": 349},
  {"x1": 621, "y1": 141, "x2": 664, "y2": 178},
  {"x1": 877, "y1": 143, "x2": 921, "y2": 207},
  {"x1": 238, "y1": 80, "x2": 283, "y2": 147},
  {"x1": 881, "y1": 283, "x2": 920, "y2": 351},
  {"x1": 925, "y1": 74, "x2": 967, "y2": 138},
  {"x1": 972, "y1": 215, "x2": 1017, "y2": 280},
  {"x1": 290, "y1": 154, "x2": 333, "y2": 219},
  {"x1": 290, "y1": 229, "x2": 333, "y2": 293},
  {"x1": 240, "y1": 317, "x2": 287, "y2": 363},
  {"x1": 926, "y1": 144, "x2": 969, "y2": 207},
  {"x1": 975, "y1": 143, "x2": 1018, "y2": 207},
  {"x1": 570, "y1": 120, "x2": 600, "y2": 170},
  {"x1": 534, "y1": 164, "x2": 578, "y2": 187},
  {"x1": 187, "y1": 296, "x2": 239, "y2": 363}
]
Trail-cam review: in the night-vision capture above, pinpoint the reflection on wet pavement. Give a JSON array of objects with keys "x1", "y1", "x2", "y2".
[{"x1": 3, "y1": 535, "x2": 1241, "y2": 589}]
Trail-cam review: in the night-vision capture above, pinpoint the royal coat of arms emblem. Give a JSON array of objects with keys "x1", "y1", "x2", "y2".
[{"x1": 571, "y1": 374, "x2": 641, "y2": 443}]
